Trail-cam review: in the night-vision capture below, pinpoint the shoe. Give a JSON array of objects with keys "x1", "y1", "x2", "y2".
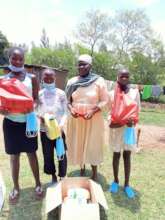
[
  {"x1": 108, "y1": 182, "x2": 119, "y2": 193},
  {"x1": 124, "y1": 186, "x2": 135, "y2": 199}
]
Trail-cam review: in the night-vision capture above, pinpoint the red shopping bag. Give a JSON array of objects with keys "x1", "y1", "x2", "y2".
[
  {"x1": 0, "y1": 78, "x2": 33, "y2": 114},
  {"x1": 111, "y1": 84, "x2": 139, "y2": 125}
]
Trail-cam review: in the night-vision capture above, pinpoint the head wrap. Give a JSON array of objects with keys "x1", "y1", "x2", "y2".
[{"x1": 78, "y1": 54, "x2": 92, "y2": 65}]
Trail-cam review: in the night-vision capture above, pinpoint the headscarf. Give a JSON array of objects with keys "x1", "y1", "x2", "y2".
[
  {"x1": 66, "y1": 54, "x2": 99, "y2": 102},
  {"x1": 65, "y1": 72, "x2": 99, "y2": 102}
]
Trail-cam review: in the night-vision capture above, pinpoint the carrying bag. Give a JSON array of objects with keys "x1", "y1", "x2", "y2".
[
  {"x1": 111, "y1": 84, "x2": 139, "y2": 125},
  {"x1": 0, "y1": 78, "x2": 33, "y2": 113}
]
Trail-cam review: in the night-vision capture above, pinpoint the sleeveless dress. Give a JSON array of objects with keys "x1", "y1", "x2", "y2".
[{"x1": 3, "y1": 73, "x2": 38, "y2": 154}]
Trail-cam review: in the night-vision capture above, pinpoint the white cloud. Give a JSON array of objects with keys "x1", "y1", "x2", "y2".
[
  {"x1": 0, "y1": 1, "x2": 76, "y2": 47},
  {"x1": 134, "y1": 0, "x2": 159, "y2": 7}
]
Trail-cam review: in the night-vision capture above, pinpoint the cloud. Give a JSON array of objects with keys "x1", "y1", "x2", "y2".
[
  {"x1": 134, "y1": 0, "x2": 159, "y2": 7},
  {"x1": 0, "y1": 0, "x2": 76, "y2": 46}
]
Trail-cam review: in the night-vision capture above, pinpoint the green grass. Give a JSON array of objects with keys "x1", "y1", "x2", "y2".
[
  {"x1": 140, "y1": 108, "x2": 165, "y2": 126},
  {"x1": 0, "y1": 143, "x2": 165, "y2": 220},
  {"x1": 0, "y1": 109, "x2": 165, "y2": 220}
]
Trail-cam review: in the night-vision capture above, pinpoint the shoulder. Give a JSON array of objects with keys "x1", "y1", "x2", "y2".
[
  {"x1": 95, "y1": 76, "x2": 106, "y2": 86},
  {"x1": 26, "y1": 73, "x2": 37, "y2": 79},
  {"x1": 39, "y1": 89, "x2": 44, "y2": 96},
  {"x1": 56, "y1": 88, "x2": 66, "y2": 97},
  {"x1": 67, "y1": 76, "x2": 78, "y2": 85},
  {"x1": 129, "y1": 87, "x2": 139, "y2": 95}
]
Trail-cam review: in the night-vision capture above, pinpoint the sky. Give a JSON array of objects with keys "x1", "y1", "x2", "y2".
[{"x1": 0, "y1": 0, "x2": 165, "y2": 47}]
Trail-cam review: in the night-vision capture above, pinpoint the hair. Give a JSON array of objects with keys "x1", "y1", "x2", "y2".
[
  {"x1": 117, "y1": 68, "x2": 129, "y2": 76},
  {"x1": 8, "y1": 47, "x2": 25, "y2": 58},
  {"x1": 41, "y1": 68, "x2": 56, "y2": 77}
]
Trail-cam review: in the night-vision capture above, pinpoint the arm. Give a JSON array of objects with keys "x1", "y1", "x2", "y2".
[
  {"x1": 84, "y1": 77, "x2": 109, "y2": 120},
  {"x1": 59, "y1": 92, "x2": 68, "y2": 128},
  {"x1": 31, "y1": 74, "x2": 39, "y2": 105},
  {"x1": 97, "y1": 77, "x2": 109, "y2": 110}
]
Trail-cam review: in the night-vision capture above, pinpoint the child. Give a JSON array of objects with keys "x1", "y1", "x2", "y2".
[
  {"x1": 108, "y1": 69, "x2": 140, "y2": 198},
  {"x1": 38, "y1": 68, "x2": 67, "y2": 184}
]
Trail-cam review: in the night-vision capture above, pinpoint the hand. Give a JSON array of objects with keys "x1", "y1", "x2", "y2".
[
  {"x1": 127, "y1": 118, "x2": 134, "y2": 127},
  {"x1": 70, "y1": 107, "x2": 79, "y2": 118},
  {"x1": 83, "y1": 110, "x2": 94, "y2": 120},
  {"x1": 83, "y1": 106, "x2": 100, "y2": 120},
  {"x1": 40, "y1": 117, "x2": 45, "y2": 124},
  {"x1": 0, "y1": 109, "x2": 9, "y2": 116},
  {"x1": 109, "y1": 122, "x2": 123, "y2": 128}
]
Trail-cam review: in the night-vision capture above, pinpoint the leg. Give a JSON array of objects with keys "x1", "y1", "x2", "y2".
[
  {"x1": 109, "y1": 152, "x2": 121, "y2": 193},
  {"x1": 58, "y1": 154, "x2": 67, "y2": 178},
  {"x1": 123, "y1": 150, "x2": 131, "y2": 187},
  {"x1": 40, "y1": 132, "x2": 57, "y2": 183},
  {"x1": 123, "y1": 150, "x2": 135, "y2": 198},
  {"x1": 9, "y1": 154, "x2": 20, "y2": 203},
  {"x1": 91, "y1": 165, "x2": 97, "y2": 181},
  {"x1": 27, "y1": 152, "x2": 41, "y2": 187},
  {"x1": 113, "y1": 152, "x2": 121, "y2": 183},
  {"x1": 80, "y1": 164, "x2": 86, "y2": 176},
  {"x1": 57, "y1": 131, "x2": 67, "y2": 179},
  {"x1": 10, "y1": 154, "x2": 20, "y2": 191},
  {"x1": 27, "y1": 152, "x2": 44, "y2": 198}
]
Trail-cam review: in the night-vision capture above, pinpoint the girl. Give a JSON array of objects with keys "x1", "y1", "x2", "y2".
[
  {"x1": 38, "y1": 68, "x2": 67, "y2": 184},
  {"x1": 1, "y1": 47, "x2": 43, "y2": 203}
]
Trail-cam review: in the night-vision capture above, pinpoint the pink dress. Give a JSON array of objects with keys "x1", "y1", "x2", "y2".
[{"x1": 66, "y1": 77, "x2": 109, "y2": 166}]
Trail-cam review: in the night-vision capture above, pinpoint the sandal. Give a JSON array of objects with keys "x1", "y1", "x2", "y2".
[
  {"x1": 35, "y1": 186, "x2": 44, "y2": 199},
  {"x1": 124, "y1": 186, "x2": 135, "y2": 199},
  {"x1": 9, "y1": 189, "x2": 19, "y2": 204},
  {"x1": 109, "y1": 182, "x2": 119, "y2": 193}
]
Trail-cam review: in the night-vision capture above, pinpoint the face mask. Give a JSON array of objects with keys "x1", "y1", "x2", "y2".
[
  {"x1": 9, "y1": 64, "x2": 24, "y2": 73},
  {"x1": 43, "y1": 82, "x2": 55, "y2": 90}
]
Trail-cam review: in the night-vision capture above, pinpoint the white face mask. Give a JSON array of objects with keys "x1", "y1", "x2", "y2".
[{"x1": 9, "y1": 64, "x2": 24, "y2": 73}]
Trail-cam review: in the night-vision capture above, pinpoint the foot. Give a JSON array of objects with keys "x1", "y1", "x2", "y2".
[
  {"x1": 91, "y1": 174, "x2": 98, "y2": 182},
  {"x1": 9, "y1": 189, "x2": 19, "y2": 204},
  {"x1": 124, "y1": 186, "x2": 135, "y2": 199},
  {"x1": 109, "y1": 182, "x2": 119, "y2": 193},
  {"x1": 35, "y1": 185, "x2": 44, "y2": 199},
  {"x1": 59, "y1": 176, "x2": 65, "y2": 181},
  {"x1": 80, "y1": 167, "x2": 86, "y2": 176},
  {"x1": 52, "y1": 174, "x2": 57, "y2": 183}
]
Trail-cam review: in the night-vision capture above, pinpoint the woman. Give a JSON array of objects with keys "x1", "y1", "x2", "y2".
[
  {"x1": 108, "y1": 68, "x2": 140, "y2": 198},
  {"x1": 38, "y1": 68, "x2": 67, "y2": 184},
  {"x1": 66, "y1": 54, "x2": 109, "y2": 181},
  {"x1": 1, "y1": 47, "x2": 43, "y2": 203}
]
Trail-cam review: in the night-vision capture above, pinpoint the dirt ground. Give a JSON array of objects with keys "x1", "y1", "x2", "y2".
[{"x1": 137, "y1": 124, "x2": 165, "y2": 149}]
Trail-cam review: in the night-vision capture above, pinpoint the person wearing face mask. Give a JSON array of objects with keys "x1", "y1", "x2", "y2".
[
  {"x1": 108, "y1": 69, "x2": 140, "y2": 199},
  {"x1": 0, "y1": 47, "x2": 43, "y2": 204},
  {"x1": 65, "y1": 54, "x2": 109, "y2": 181},
  {"x1": 38, "y1": 68, "x2": 67, "y2": 184}
]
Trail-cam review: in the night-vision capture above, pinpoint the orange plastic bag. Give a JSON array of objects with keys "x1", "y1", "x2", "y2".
[
  {"x1": 111, "y1": 84, "x2": 139, "y2": 125},
  {"x1": 0, "y1": 78, "x2": 33, "y2": 114}
]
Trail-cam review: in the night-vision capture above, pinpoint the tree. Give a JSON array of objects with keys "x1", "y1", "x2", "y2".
[
  {"x1": 0, "y1": 31, "x2": 9, "y2": 65},
  {"x1": 40, "y1": 28, "x2": 50, "y2": 48},
  {"x1": 109, "y1": 9, "x2": 153, "y2": 59},
  {"x1": 75, "y1": 9, "x2": 110, "y2": 56},
  {"x1": 129, "y1": 52, "x2": 162, "y2": 84}
]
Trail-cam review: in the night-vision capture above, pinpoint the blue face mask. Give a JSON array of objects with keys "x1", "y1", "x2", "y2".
[
  {"x1": 43, "y1": 82, "x2": 55, "y2": 90},
  {"x1": 9, "y1": 64, "x2": 24, "y2": 73}
]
